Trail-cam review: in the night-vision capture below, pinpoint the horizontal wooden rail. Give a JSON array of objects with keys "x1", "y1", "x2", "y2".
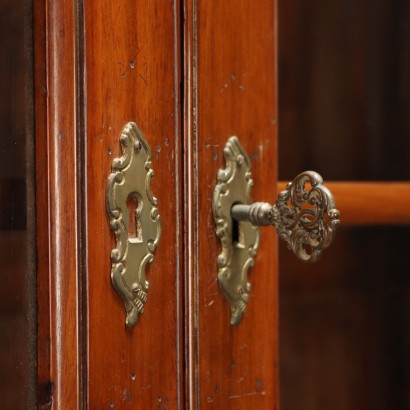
[{"x1": 277, "y1": 182, "x2": 410, "y2": 226}]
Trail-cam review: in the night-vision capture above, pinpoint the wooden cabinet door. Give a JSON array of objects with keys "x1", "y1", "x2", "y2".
[
  {"x1": 35, "y1": 1, "x2": 183, "y2": 408},
  {"x1": 34, "y1": 0, "x2": 279, "y2": 408},
  {"x1": 184, "y1": 1, "x2": 279, "y2": 408}
]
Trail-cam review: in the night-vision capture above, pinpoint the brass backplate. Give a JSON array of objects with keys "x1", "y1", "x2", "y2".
[
  {"x1": 212, "y1": 137, "x2": 259, "y2": 326},
  {"x1": 107, "y1": 122, "x2": 161, "y2": 327}
]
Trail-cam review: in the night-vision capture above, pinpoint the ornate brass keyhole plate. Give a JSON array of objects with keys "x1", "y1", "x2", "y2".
[
  {"x1": 107, "y1": 122, "x2": 161, "y2": 327},
  {"x1": 212, "y1": 137, "x2": 260, "y2": 326}
]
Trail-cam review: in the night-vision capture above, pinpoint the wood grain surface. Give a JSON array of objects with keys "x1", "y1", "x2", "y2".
[
  {"x1": 35, "y1": 0, "x2": 182, "y2": 408},
  {"x1": 34, "y1": 0, "x2": 82, "y2": 408},
  {"x1": 85, "y1": 0, "x2": 183, "y2": 408},
  {"x1": 35, "y1": 0, "x2": 280, "y2": 408},
  {"x1": 184, "y1": 1, "x2": 279, "y2": 408}
]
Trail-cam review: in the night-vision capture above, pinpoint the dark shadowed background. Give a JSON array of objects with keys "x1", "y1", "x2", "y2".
[{"x1": 279, "y1": 1, "x2": 410, "y2": 409}]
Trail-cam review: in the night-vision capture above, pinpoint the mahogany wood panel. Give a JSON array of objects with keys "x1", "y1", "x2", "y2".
[
  {"x1": 185, "y1": 1, "x2": 279, "y2": 408},
  {"x1": 278, "y1": 182, "x2": 410, "y2": 225},
  {"x1": 34, "y1": 0, "x2": 81, "y2": 407},
  {"x1": 85, "y1": 1, "x2": 182, "y2": 409}
]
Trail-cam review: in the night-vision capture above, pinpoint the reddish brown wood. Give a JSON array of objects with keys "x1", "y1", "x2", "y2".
[
  {"x1": 184, "y1": 1, "x2": 279, "y2": 408},
  {"x1": 278, "y1": 182, "x2": 410, "y2": 225},
  {"x1": 85, "y1": 1, "x2": 183, "y2": 408},
  {"x1": 35, "y1": 0, "x2": 280, "y2": 408},
  {"x1": 34, "y1": 0, "x2": 81, "y2": 408}
]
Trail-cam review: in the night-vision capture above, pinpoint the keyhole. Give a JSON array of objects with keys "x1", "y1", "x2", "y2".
[
  {"x1": 231, "y1": 202, "x2": 244, "y2": 248},
  {"x1": 127, "y1": 193, "x2": 143, "y2": 242},
  {"x1": 232, "y1": 217, "x2": 240, "y2": 244}
]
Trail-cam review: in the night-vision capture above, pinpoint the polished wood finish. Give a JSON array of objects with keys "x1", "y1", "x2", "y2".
[
  {"x1": 85, "y1": 0, "x2": 182, "y2": 408},
  {"x1": 34, "y1": 1, "x2": 81, "y2": 407},
  {"x1": 185, "y1": 1, "x2": 279, "y2": 408},
  {"x1": 30, "y1": 0, "x2": 410, "y2": 408},
  {"x1": 35, "y1": 0, "x2": 183, "y2": 408},
  {"x1": 278, "y1": 182, "x2": 410, "y2": 225},
  {"x1": 34, "y1": 0, "x2": 280, "y2": 407}
]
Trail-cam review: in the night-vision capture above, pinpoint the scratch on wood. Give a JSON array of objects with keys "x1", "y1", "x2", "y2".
[
  {"x1": 206, "y1": 279, "x2": 217, "y2": 293},
  {"x1": 138, "y1": 74, "x2": 148, "y2": 85},
  {"x1": 228, "y1": 391, "x2": 266, "y2": 399},
  {"x1": 155, "y1": 145, "x2": 161, "y2": 161},
  {"x1": 220, "y1": 82, "x2": 229, "y2": 93},
  {"x1": 121, "y1": 388, "x2": 132, "y2": 403},
  {"x1": 258, "y1": 144, "x2": 264, "y2": 159},
  {"x1": 206, "y1": 272, "x2": 217, "y2": 288},
  {"x1": 165, "y1": 149, "x2": 171, "y2": 171},
  {"x1": 237, "y1": 375, "x2": 245, "y2": 383}
]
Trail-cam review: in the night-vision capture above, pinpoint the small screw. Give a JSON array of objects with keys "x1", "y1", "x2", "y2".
[
  {"x1": 237, "y1": 154, "x2": 244, "y2": 165},
  {"x1": 134, "y1": 141, "x2": 142, "y2": 151},
  {"x1": 132, "y1": 283, "x2": 140, "y2": 292}
]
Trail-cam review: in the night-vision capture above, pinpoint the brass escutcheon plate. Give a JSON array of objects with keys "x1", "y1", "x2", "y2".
[
  {"x1": 212, "y1": 136, "x2": 259, "y2": 326},
  {"x1": 107, "y1": 122, "x2": 161, "y2": 327}
]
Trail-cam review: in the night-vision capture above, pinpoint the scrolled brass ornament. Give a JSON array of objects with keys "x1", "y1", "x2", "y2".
[
  {"x1": 212, "y1": 137, "x2": 259, "y2": 326},
  {"x1": 107, "y1": 122, "x2": 161, "y2": 328},
  {"x1": 273, "y1": 171, "x2": 340, "y2": 262}
]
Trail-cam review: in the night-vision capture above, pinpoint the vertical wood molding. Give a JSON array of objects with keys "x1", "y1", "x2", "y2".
[
  {"x1": 35, "y1": 0, "x2": 86, "y2": 407},
  {"x1": 183, "y1": 0, "x2": 199, "y2": 407},
  {"x1": 174, "y1": 1, "x2": 185, "y2": 407}
]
